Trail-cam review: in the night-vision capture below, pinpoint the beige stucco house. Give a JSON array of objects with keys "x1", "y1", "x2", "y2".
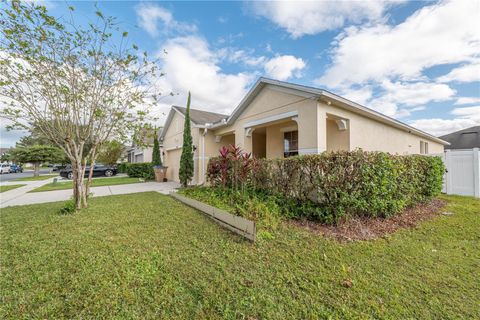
[{"x1": 160, "y1": 78, "x2": 449, "y2": 183}]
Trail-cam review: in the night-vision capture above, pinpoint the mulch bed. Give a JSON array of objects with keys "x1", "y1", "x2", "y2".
[{"x1": 291, "y1": 198, "x2": 447, "y2": 241}]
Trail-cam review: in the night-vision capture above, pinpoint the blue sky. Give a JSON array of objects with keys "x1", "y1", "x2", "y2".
[{"x1": 1, "y1": 0, "x2": 479, "y2": 147}]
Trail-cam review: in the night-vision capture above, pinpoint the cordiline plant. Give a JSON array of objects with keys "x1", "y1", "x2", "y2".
[{"x1": 210, "y1": 144, "x2": 256, "y2": 191}]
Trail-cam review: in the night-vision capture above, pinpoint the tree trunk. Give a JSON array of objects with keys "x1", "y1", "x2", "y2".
[
  {"x1": 71, "y1": 159, "x2": 87, "y2": 210},
  {"x1": 85, "y1": 147, "x2": 97, "y2": 197},
  {"x1": 33, "y1": 162, "x2": 40, "y2": 177}
]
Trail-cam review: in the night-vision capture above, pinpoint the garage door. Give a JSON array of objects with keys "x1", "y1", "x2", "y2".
[{"x1": 165, "y1": 149, "x2": 182, "y2": 182}]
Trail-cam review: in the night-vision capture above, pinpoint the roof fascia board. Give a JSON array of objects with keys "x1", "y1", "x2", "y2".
[
  {"x1": 266, "y1": 83, "x2": 319, "y2": 99},
  {"x1": 243, "y1": 110, "x2": 299, "y2": 128}
]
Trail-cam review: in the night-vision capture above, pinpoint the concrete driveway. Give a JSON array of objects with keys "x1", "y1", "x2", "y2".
[{"x1": 0, "y1": 177, "x2": 180, "y2": 208}]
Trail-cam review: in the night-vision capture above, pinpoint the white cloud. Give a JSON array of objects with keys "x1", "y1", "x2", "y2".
[
  {"x1": 263, "y1": 55, "x2": 306, "y2": 80},
  {"x1": 379, "y1": 80, "x2": 455, "y2": 106},
  {"x1": 250, "y1": 1, "x2": 400, "y2": 38},
  {"x1": 409, "y1": 105, "x2": 480, "y2": 136},
  {"x1": 437, "y1": 62, "x2": 480, "y2": 83},
  {"x1": 451, "y1": 105, "x2": 480, "y2": 117},
  {"x1": 339, "y1": 81, "x2": 455, "y2": 118},
  {"x1": 216, "y1": 47, "x2": 266, "y2": 67},
  {"x1": 317, "y1": 1, "x2": 480, "y2": 88},
  {"x1": 313, "y1": 1, "x2": 478, "y2": 120},
  {"x1": 155, "y1": 36, "x2": 255, "y2": 119},
  {"x1": 135, "y1": 3, "x2": 197, "y2": 37},
  {"x1": 340, "y1": 87, "x2": 373, "y2": 106},
  {"x1": 454, "y1": 97, "x2": 480, "y2": 105}
]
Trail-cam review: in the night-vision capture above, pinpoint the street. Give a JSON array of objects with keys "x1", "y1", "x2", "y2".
[{"x1": 0, "y1": 169, "x2": 53, "y2": 182}]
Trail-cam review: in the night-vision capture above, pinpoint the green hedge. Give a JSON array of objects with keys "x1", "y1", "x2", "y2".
[
  {"x1": 121, "y1": 162, "x2": 154, "y2": 180},
  {"x1": 117, "y1": 162, "x2": 128, "y2": 173},
  {"x1": 207, "y1": 150, "x2": 444, "y2": 223}
]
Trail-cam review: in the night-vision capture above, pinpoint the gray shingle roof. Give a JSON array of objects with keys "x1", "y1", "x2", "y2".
[
  {"x1": 439, "y1": 126, "x2": 480, "y2": 149},
  {"x1": 173, "y1": 106, "x2": 228, "y2": 125}
]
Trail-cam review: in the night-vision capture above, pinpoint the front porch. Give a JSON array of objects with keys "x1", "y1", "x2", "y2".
[{"x1": 218, "y1": 111, "x2": 351, "y2": 159}]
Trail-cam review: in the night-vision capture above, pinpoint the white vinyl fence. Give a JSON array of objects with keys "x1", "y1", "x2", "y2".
[{"x1": 432, "y1": 148, "x2": 480, "y2": 198}]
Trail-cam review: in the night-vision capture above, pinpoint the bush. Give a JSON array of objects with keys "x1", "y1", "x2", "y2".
[
  {"x1": 207, "y1": 149, "x2": 445, "y2": 224},
  {"x1": 58, "y1": 198, "x2": 76, "y2": 215},
  {"x1": 123, "y1": 162, "x2": 154, "y2": 180},
  {"x1": 179, "y1": 186, "x2": 282, "y2": 231},
  {"x1": 117, "y1": 162, "x2": 128, "y2": 173}
]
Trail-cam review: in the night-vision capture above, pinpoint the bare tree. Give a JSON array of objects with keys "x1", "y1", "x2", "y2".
[{"x1": 0, "y1": 1, "x2": 161, "y2": 210}]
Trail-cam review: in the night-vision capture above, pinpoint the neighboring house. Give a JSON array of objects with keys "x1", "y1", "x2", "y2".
[
  {"x1": 126, "y1": 127, "x2": 163, "y2": 163},
  {"x1": 160, "y1": 77, "x2": 449, "y2": 184},
  {"x1": 439, "y1": 126, "x2": 480, "y2": 150}
]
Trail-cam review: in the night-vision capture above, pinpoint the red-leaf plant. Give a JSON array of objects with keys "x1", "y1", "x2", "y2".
[{"x1": 215, "y1": 144, "x2": 256, "y2": 189}]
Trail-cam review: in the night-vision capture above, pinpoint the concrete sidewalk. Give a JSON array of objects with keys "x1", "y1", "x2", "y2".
[{"x1": 0, "y1": 181, "x2": 180, "y2": 208}]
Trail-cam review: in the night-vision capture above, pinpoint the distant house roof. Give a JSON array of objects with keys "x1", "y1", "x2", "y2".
[
  {"x1": 439, "y1": 126, "x2": 480, "y2": 149},
  {"x1": 159, "y1": 106, "x2": 228, "y2": 140},
  {"x1": 173, "y1": 106, "x2": 228, "y2": 125}
]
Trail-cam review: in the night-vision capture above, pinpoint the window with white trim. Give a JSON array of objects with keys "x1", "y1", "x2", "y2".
[{"x1": 420, "y1": 141, "x2": 429, "y2": 154}]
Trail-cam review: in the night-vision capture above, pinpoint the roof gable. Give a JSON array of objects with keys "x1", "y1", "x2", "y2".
[
  {"x1": 209, "y1": 77, "x2": 448, "y2": 145},
  {"x1": 159, "y1": 105, "x2": 228, "y2": 140}
]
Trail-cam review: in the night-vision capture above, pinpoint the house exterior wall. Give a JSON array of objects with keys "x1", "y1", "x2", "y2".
[
  {"x1": 326, "y1": 119, "x2": 350, "y2": 151},
  {"x1": 252, "y1": 132, "x2": 266, "y2": 158},
  {"x1": 142, "y1": 147, "x2": 153, "y2": 162},
  {"x1": 319, "y1": 102, "x2": 444, "y2": 154},
  {"x1": 162, "y1": 85, "x2": 445, "y2": 183},
  {"x1": 213, "y1": 86, "x2": 320, "y2": 154}
]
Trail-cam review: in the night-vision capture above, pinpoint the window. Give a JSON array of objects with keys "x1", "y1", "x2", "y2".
[
  {"x1": 284, "y1": 131, "x2": 298, "y2": 157},
  {"x1": 420, "y1": 141, "x2": 429, "y2": 154}
]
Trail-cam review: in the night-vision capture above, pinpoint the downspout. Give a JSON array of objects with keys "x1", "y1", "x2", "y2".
[{"x1": 201, "y1": 127, "x2": 208, "y2": 184}]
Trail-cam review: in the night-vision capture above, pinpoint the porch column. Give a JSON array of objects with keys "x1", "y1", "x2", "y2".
[
  {"x1": 316, "y1": 105, "x2": 327, "y2": 153},
  {"x1": 295, "y1": 103, "x2": 326, "y2": 155},
  {"x1": 235, "y1": 129, "x2": 252, "y2": 153}
]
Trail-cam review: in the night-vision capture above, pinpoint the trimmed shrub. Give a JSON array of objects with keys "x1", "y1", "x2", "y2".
[
  {"x1": 117, "y1": 162, "x2": 128, "y2": 173},
  {"x1": 207, "y1": 149, "x2": 445, "y2": 223},
  {"x1": 124, "y1": 162, "x2": 154, "y2": 180}
]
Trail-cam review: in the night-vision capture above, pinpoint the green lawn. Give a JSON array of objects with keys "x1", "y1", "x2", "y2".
[
  {"x1": 13, "y1": 174, "x2": 58, "y2": 181},
  {"x1": 0, "y1": 184, "x2": 26, "y2": 193},
  {"x1": 29, "y1": 177, "x2": 143, "y2": 192},
  {"x1": 0, "y1": 193, "x2": 478, "y2": 319}
]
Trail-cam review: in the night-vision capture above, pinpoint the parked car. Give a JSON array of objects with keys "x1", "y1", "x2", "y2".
[
  {"x1": 52, "y1": 164, "x2": 66, "y2": 172},
  {"x1": 9, "y1": 164, "x2": 23, "y2": 173},
  {"x1": 0, "y1": 163, "x2": 11, "y2": 174},
  {"x1": 60, "y1": 164, "x2": 117, "y2": 179}
]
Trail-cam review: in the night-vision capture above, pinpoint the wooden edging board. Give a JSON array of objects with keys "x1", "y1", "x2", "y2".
[{"x1": 169, "y1": 192, "x2": 256, "y2": 241}]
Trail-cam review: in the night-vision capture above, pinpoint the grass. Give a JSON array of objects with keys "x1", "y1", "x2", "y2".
[
  {"x1": 0, "y1": 184, "x2": 26, "y2": 193},
  {"x1": 29, "y1": 176, "x2": 143, "y2": 192},
  {"x1": 0, "y1": 193, "x2": 478, "y2": 319},
  {"x1": 13, "y1": 174, "x2": 58, "y2": 181}
]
